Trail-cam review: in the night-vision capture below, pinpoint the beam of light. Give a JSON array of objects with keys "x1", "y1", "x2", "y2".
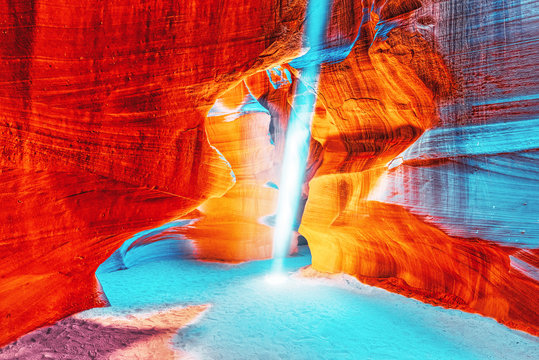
[{"x1": 271, "y1": 0, "x2": 332, "y2": 274}]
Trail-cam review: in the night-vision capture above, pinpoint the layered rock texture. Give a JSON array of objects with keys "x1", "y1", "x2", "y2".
[
  {"x1": 0, "y1": 0, "x2": 307, "y2": 345},
  {"x1": 300, "y1": 0, "x2": 539, "y2": 335},
  {"x1": 1, "y1": 0, "x2": 538, "y2": 345}
]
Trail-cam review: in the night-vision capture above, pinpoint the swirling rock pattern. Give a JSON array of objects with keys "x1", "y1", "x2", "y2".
[
  {"x1": 183, "y1": 81, "x2": 281, "y2": 261},
  {"x1": 300, "y1": 0, "x2": 539, "y2": 335},
  {"x1": 1, "y1": 0, "x2": 538, "y2": 345},
  {"x1": 0, "y1": 0, "x2": 307, "y2": 345}
]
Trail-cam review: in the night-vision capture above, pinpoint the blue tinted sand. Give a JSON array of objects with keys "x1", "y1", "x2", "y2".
[{"x1": 94, "y1": 246, "x2": 539, "y2": 360}]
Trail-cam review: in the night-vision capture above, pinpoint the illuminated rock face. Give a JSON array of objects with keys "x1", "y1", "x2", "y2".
[
  {"x1": 1, "y1": 0, "x2": 538, "y2": 346},
  {"x1": 183, "y1": 82, "x2": 280, "y2": 261},
  {"x1": 300, "y1": 0, "x2": 539, "y2": 335}
]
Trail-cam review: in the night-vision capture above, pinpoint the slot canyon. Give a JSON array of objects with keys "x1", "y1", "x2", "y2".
[{"x1": 1, "y1": 0, "x2": 538, "y2": 358}]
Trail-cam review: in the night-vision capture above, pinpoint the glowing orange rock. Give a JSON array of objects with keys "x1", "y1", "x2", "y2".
[
  {"x1": 301, "y1": 169, "x2": 539, "y2": 335},
  {"x1": 300, "y1": 0, "x2": 538, "y2": 335},
  {"x1": 182, "y1": 82, "x2": 280, "y2": 261}
]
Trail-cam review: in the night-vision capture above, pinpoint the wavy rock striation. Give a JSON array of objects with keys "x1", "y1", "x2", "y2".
[
  {"x1": 300, "y1": 0, "x2": 539, "y2": 334},
  {"x1": 1, "y1": 0, "x2": 538, "y2": 345},
  {"x1": 0, "y1": 0, "x2": 307, "y2": 345}
]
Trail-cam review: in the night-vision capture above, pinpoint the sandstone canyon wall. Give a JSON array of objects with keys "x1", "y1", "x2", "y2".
[
  {"x1": 0, "y1": 0, "x2": 307, "y2": 345},
  {"x1": 1, "y1": 0, "x2": 537, "y2": 345},
  {"x1": 299, "y1": 0, "x2": 539, "y2": 335}
]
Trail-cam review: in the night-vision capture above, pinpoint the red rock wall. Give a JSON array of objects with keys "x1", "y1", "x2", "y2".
[
  {"x1": 0, "y1": 0, "x2": 307, "y2": 196},
  {"x1": 0, "y1": 168, "x2": 200, "y2": 345},
  {"x1": 0, "y1": 0, "x2": 307, "y2": 345}
]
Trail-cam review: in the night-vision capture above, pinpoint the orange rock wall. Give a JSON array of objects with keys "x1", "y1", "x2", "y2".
[
  {"x1": 183, "y1": 82, "x2": 280, "y2": 261},
  {"x1": 300, "y1": 0, "x2": 539, "y2": 335}
]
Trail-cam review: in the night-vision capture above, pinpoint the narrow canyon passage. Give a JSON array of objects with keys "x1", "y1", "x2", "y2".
[{"x1": 1, "y1": 0, "x2": 538, "y2": 356}]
